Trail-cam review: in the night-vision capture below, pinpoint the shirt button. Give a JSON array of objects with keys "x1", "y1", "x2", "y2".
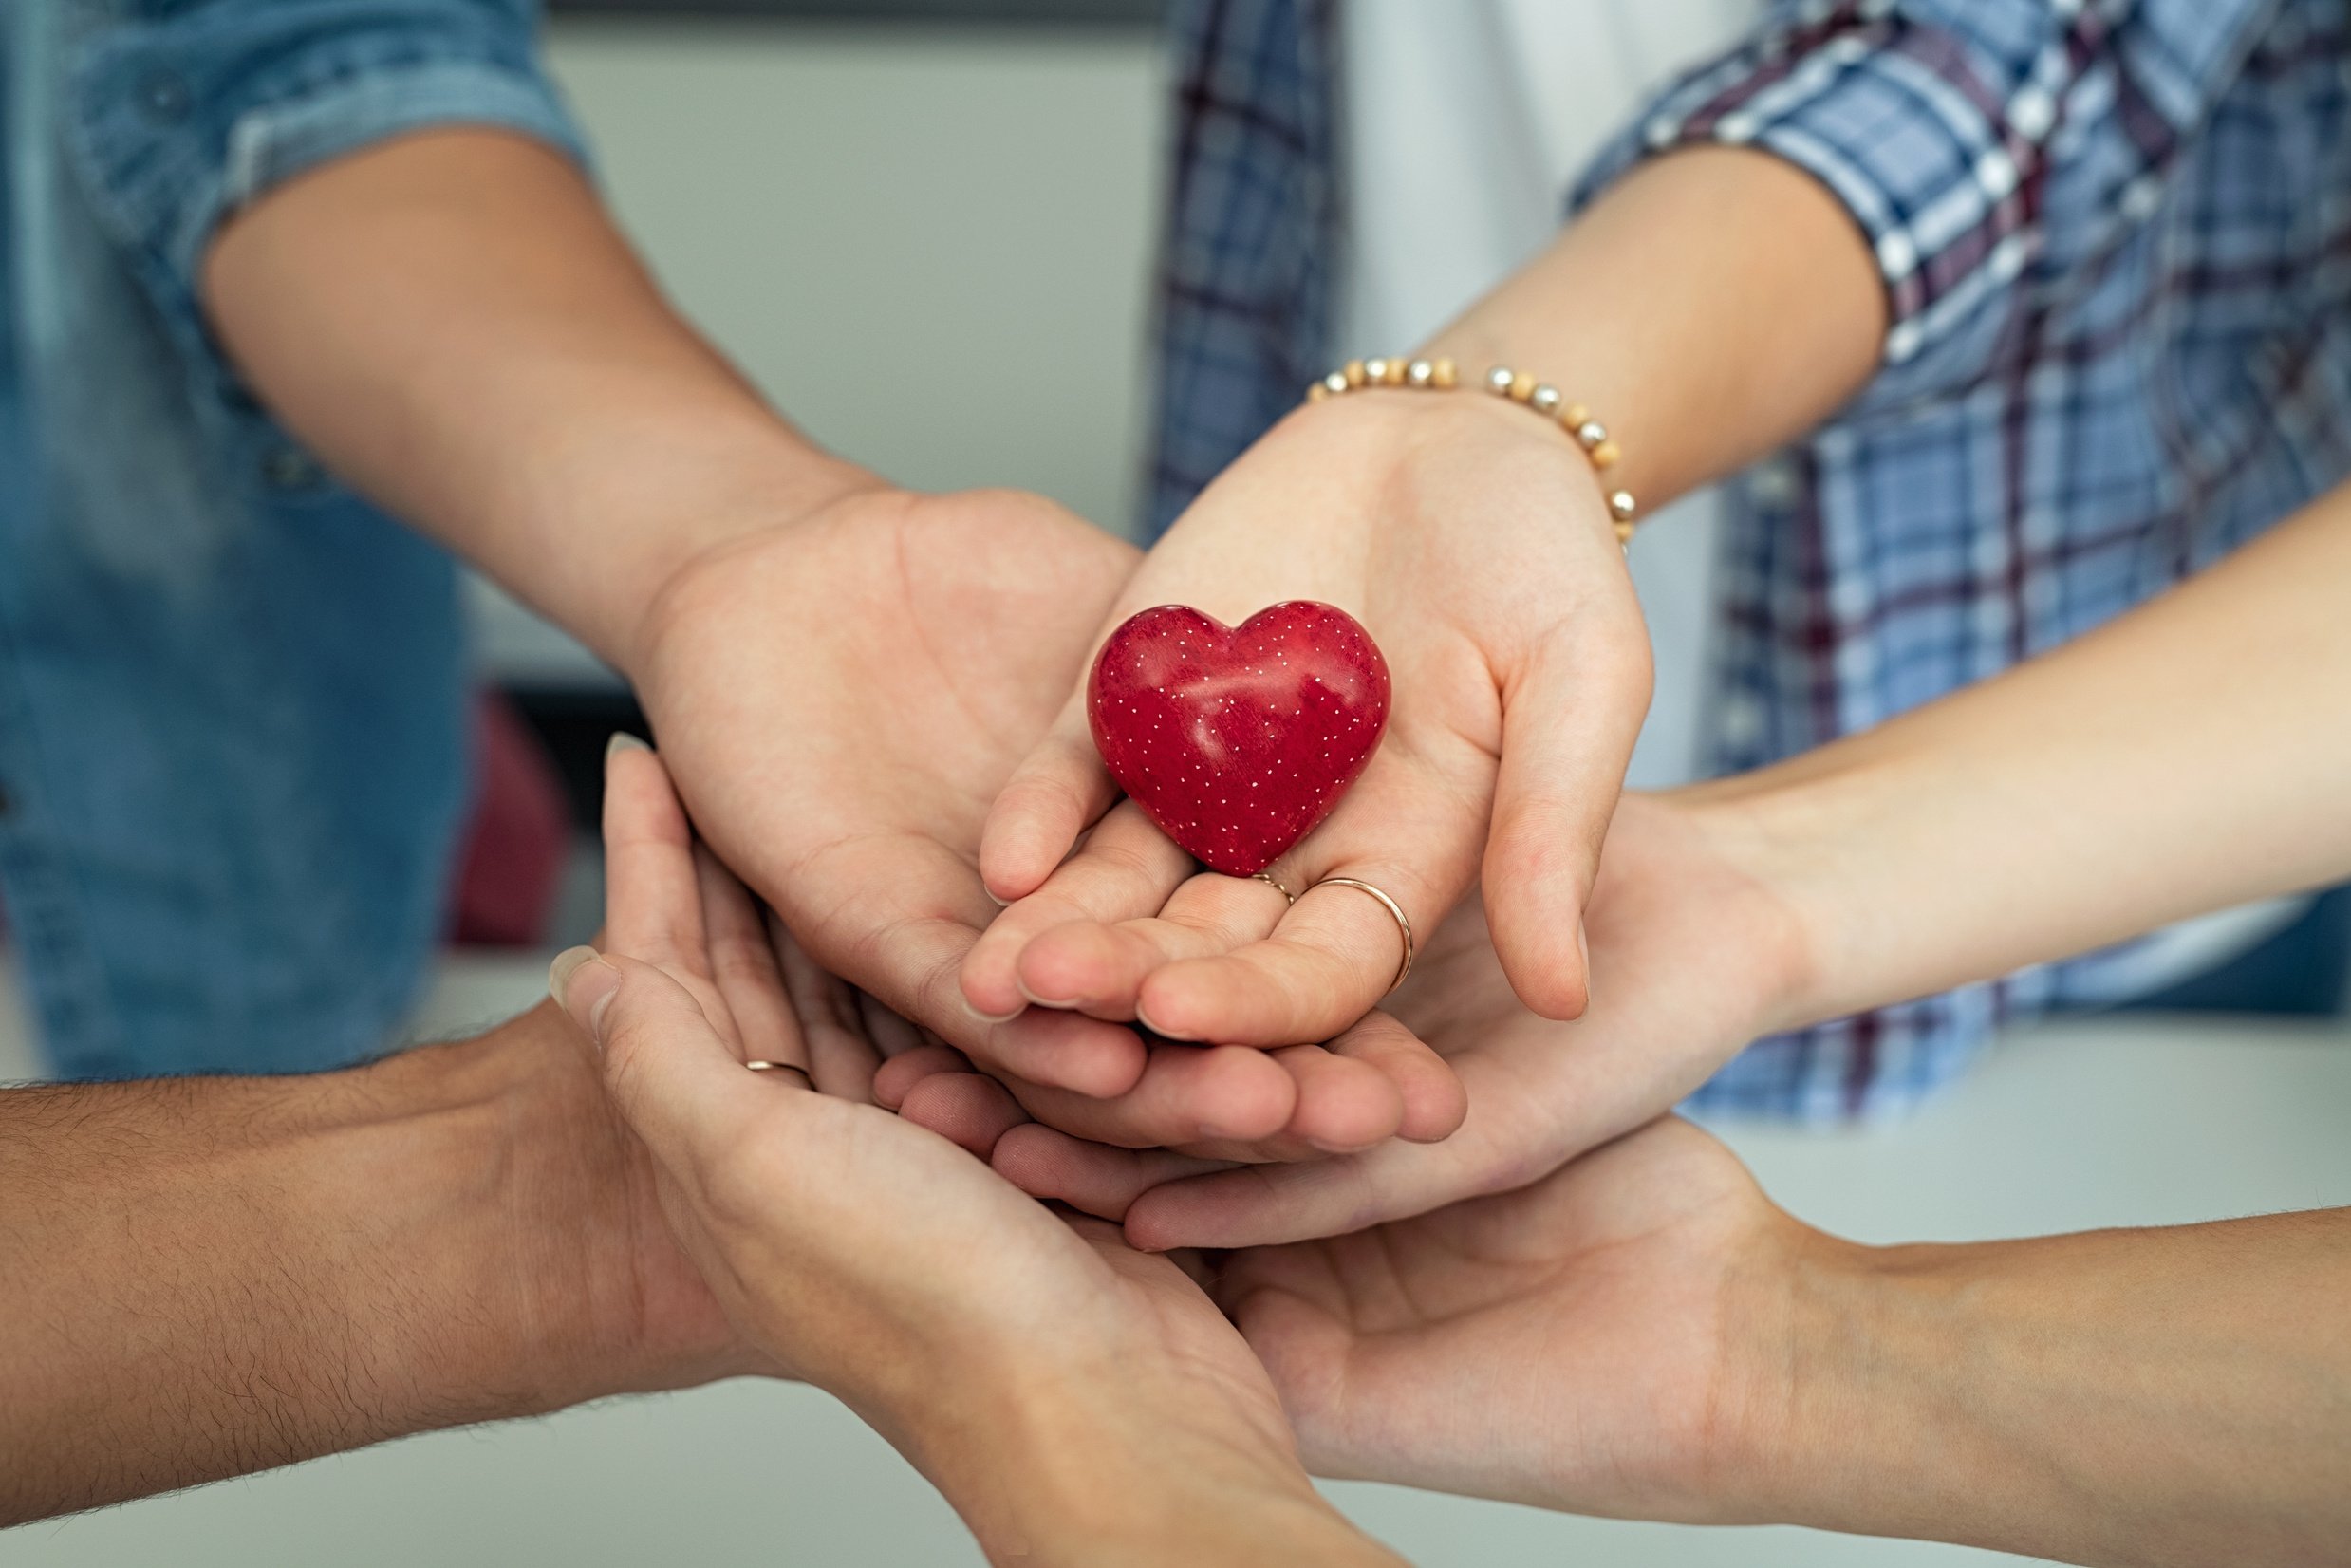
[
  {"x1": 138, "y1": 70, "x2": 191, "y2": 124},
  {"x1": 262, "y1": 448, "x2": 323, "y2": 491}
]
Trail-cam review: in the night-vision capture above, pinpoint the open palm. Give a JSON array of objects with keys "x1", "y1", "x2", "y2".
[
  {"x1": 630, "y1": 487, "x2": 1154, "y2": 1098},
  {"x1": 971, "y1": 394, "x2": 1651, "y2": 1056},
  {"x1": 1219, "y1": 1116, "x2": 1800, "y2": 1524}
]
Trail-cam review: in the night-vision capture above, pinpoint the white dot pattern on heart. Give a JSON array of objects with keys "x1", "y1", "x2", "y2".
[{"x1": 1086, "y1": 601, "x2": 1390, "y2": 876}]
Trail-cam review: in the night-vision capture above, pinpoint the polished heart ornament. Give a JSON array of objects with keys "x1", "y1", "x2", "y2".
[{"x1": 1086, "y1": 601, "x2": 1390, "y2": 877}]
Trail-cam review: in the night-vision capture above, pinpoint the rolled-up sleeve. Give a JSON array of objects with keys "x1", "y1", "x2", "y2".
[
  {"x1": 1572, "y1": 0, "x2": 2277, "y2": 412},
  {"x1": 65, "y1": 0, "x2": 586, "y2": 364}
]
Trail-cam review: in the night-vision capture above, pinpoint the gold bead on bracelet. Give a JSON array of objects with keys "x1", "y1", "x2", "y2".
[{"x1": 1306, "y1": 356, "x2": 1642, "y2": 549}]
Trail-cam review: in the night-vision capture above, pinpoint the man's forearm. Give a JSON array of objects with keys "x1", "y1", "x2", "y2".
[
  {"x1": 0, "y1": 1014, "x2": 677, "y2": 1525},
  {"x1": 202, "y1": 129, "x2": 876, "y2": 670},
  {"x1": 1752, "y1": 1211, "x2": 2351, "y2": 1567},
  {"x1": 1419, "y1": 147, "x2": 1887, "y2": 511},
  {"x1": 1703, "y1": 481, "x2": 2351, "y2": 1032}
]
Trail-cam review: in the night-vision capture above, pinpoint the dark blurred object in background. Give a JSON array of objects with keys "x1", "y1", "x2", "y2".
[{"x1": 448, "y1": 695, "x2": 572, "y2": 946}]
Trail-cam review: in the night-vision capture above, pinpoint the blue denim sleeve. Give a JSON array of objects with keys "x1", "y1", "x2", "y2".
[
  {"x1": 65, "y1": 0, "x2": 587, "y2": 385},
  {"x1": 1568, "y1": 0, "x2": 2277, "y2": 414}
]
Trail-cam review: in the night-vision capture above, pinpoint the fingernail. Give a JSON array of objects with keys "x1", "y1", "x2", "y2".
[
  {"x1": 1016, "y1": 977, "x2": 1083, "y2": 1012},
  {"x1": 606, "y1": 731, "x2": 651, "y2": 759},
  {"x1": 1134, "y1": 1002, "x2": 1193, "y2": 1042},
  {"x1": 549, "y1": 945, "x2": 621, "y2": 1043},
  {"x1": 964, "y1": 994, "x2": 1024, "y2": 1025}
]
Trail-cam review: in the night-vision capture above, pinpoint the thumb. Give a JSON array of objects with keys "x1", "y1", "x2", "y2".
[
  {"x1": 979, "y1": 691, "x2": 1119, "y2": 904},
  {"x1": 1483, "y1": 632, "x2": 1650, "y2": 1019},
  {"x1": 550, "y1": 946, "x2": 760, "y2": 1167}
]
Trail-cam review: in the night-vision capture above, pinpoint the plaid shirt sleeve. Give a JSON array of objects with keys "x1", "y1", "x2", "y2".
[{"x1": 1572, "y1": 0, "x2": 2280, "y2": 412}]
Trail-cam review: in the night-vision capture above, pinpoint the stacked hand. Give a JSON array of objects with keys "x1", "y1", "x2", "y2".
[
  {"x1": 558, "y1": 740, "x2": 1395, "y2": 1566},
  {"x1": 969, "y1": 392, "x2": 1652, "y2": 1055},
  {"x1": 837, "y1": 392, "x2": 1690, "y2": 1221},
  {"x1": 553, "y1": 743, "x2": 1824, "y2": 1558},
  {"x1": 627, "y1": 480, "x2": 1464, "y2": 1154}
]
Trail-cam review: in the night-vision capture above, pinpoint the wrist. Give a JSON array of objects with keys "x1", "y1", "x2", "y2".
[
  {"x1": 1697, "y1": 1221, "x2": 1911, "y2": 1530},
  {"x1": 904, "y1": 1356, "x2": 1378, "y2": 1567},
  {"x1": 1670, "y1": 741, "x2": 1932, "y2": 1034},
  {"x1": 586, "y1": 434, "x2": 887, "y2": 677},
  {"x1": 1274, "y1": 380, "x2": 1625, "y2": 551},
  {"x1": 1732, "y1": 1234, "x2": 2041, "y2": 1548},
  {"x1": 316, "y1": 1011, "x2": 738, "y2": 1420}
]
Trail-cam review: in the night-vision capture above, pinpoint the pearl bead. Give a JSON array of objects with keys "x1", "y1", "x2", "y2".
[
  {"x1": 1530, "y1": 384, "x2": 1562, "y2": 415},
  {"x1": 1484, "y1": 365, "x2": 1516, "y2": 395}
]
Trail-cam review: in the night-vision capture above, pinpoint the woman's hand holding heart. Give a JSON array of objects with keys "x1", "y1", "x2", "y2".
[
  {"x1": 965, "y1": 388, "x2": 1652, "y2": 1076},
  {"x1": 905, "y1": 793, "x2": 1817, "y2": 1251}
]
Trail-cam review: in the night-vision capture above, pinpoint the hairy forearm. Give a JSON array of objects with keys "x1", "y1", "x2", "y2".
[
  {"x1": 0, "y1": 1017, "x2": 649, "y2": 1524},
  {"x1": 1707, "y1": 482, "x2": 2351, "y2": 1029},
  {"x1": 1757, "y1": 1211, "x2": 2351, "y2": 1566},
  {"x1": 202, "y1": 129, "x2": 875, "y2": 670},
  {"x1": 1419, "y1": 147, "x2": 1886, "y2": 510}
]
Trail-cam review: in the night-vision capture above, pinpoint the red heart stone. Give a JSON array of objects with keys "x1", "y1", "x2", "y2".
[{"x1": 1087, "y1": 601, "x2": 1390, "y2": 877}]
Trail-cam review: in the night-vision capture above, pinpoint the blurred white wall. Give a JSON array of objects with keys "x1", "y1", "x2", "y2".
[{"x1": 472, "y1": 21, "x2": 1166, "y2": 685}]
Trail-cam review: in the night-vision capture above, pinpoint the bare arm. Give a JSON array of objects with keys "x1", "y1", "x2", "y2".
[
  {"x1": 1419, "y1": 145, "x2": 1889, "y2": 510},
  {"x1": 1754, "y1": 1209, "x2": 2351, "y2": 1567},
  {"x1": 967, "y1": 142, "x2": 1890, "y2": 1063},
  {"x1": 1668, "y1": 421, "x2": 2351, "y2": 1565},
  {"x1": 0, "y1": 1011, "x2": 735, "y2": 1526},
  {"x1": 200, "y1": 127, "x2": 873, "y2": 670},
  {"x1": 1713, "y1": 474, "x2": 2351, "y2": 1033}
]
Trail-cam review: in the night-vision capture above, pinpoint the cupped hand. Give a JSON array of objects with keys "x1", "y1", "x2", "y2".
[
  {"x1": 969, "y1": 390, "x2": 1651, "y2": 1062},
  {"x1": 629, "y1": 483, "x2": 1456, "y2": 1156},
  {"x1": 553, "y1": 742, "x2": 1383, "y2": 1562},
  {"x1": 625, "y1": 485, "x2": 1149, "y2": 1095},
  {"x1": 957, "y1": 791, "x2": 1815, "y2": 1249},
  {"x1": 1217, "y1": 1115, "x2": 1819, "y2": 1524}
]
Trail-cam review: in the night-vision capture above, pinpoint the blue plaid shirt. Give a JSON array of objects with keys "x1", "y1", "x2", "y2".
[{"x1": 1152, "y1": 0, "x2": 2351, "y2": 1119}]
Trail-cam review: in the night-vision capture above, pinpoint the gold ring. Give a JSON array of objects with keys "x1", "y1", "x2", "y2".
[
  {"x1": 1252, "y1": 870, "x2": 1297, "y2": 904},
  {"x1": 1307, "y1": 876, "x2": 1414, "y2": 993},
  {"x1": 744, "y1": 1060, "x2": 813, "y2": 1088}
]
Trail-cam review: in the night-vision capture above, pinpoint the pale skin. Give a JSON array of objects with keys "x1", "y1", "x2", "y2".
[
  {"x1": 928, "y1": 144, "x2": 1886, "y2": 1169},
  {"x1": 908, "y1": 423, "x2": 2351, "y2": 1563},
  {"x1": 199, "y1": 126, "x2": 1451, "y2": 1153},
  {"x1": 964, "y1": 143, "x2": 1887, "y2": 1053},
  {"x1": 942, "y1": 412, "x2": 2351, "y2": 1250},
  {"x1": 200, "y1": 129, "x2": 1883, "y2": 1169}
]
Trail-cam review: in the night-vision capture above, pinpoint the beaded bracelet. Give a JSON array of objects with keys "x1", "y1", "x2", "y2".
[{"x1": 1306, "y1": 356, "x2": 1640, "y2": 547}]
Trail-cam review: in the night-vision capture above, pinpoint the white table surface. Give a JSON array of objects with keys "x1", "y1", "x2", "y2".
[{"x1": 3, "y1": 955, "x2": 2345, "y2": 1567}]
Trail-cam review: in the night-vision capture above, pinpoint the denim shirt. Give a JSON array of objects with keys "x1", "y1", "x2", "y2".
[{"x1": 0, "y1": 0, "x2": 584, "y2": 1077}]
